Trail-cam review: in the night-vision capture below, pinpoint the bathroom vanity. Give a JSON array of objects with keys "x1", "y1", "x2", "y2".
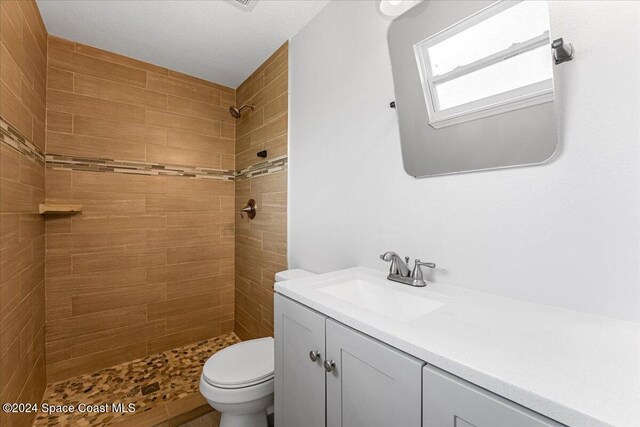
[{"x1": 274, "y1": 268, "x2": 640, "y2": 427}]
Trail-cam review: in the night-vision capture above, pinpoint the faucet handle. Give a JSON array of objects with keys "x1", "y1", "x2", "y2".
[{"x1": 411, "y1": 259, "x2": 436, "y2": 280}]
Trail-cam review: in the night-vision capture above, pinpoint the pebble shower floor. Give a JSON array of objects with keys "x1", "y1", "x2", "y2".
[{"x1": 33, "y1": 333, "x2": 240, "y2": 426}]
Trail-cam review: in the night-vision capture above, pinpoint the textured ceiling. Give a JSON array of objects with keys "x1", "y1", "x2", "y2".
[{"x1": 36, "y1": 0, "x2": 329, "y2": 88}]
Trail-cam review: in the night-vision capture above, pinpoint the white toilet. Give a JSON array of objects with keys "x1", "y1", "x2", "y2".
[{"x1": 200, "y1": 269, "x2": 315, "y2": 427}]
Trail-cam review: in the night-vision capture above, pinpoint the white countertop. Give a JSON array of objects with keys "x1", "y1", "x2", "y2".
[{"x1": 275, "y1": 267, "x2": 640, "y2": 427}]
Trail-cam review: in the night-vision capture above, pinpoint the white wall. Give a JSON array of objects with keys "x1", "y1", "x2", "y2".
[{"x1": 289, "y1": 1, "x2": 640, "y2": 322}]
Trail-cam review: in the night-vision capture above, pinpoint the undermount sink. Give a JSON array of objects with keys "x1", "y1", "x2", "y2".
[{"x1": 317, "y1": 276, "x2": 445, "y2": 322}]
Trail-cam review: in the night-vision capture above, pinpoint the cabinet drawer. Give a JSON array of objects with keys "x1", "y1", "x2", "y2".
[{"x1": 423, "y1": 365, "x2": 564, "y2": 427}]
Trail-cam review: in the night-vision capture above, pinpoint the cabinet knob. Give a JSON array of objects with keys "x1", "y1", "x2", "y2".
[
  {"x1": 309, "y1": 350, "x2": 321, "y2": 362},
  {"x1": 323, "y1": 360, "x2": 336, "y2": 372}
]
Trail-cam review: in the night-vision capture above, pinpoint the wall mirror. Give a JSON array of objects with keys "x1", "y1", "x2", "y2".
[{"x1": 388, "y1": 0, "x2": 559, "y2": 177}]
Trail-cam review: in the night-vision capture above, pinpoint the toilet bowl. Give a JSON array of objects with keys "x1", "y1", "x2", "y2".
[
  {"x1": 200, "y1": 269, "x2": 315, "y2": 427},
  {"x1": 200, "y1": 337, "x2": 274, "y2": 427}
]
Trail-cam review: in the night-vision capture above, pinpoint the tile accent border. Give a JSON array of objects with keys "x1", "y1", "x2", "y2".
[
  {"x1": 235, "y1": 155, "x2": 288, "y2": 181},
  {"x1": 1, "y1": 116, "x2": 288, "y2": 181},
  {"x1": 46, "y1": 154, "x2": 236, "y2": 181},
  {"x1": 0, "y1": 116, "x2": 45, "y2": 166}
]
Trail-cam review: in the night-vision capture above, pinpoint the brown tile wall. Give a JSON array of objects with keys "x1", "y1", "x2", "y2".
[
  {"x1": 0, "y1": 1, "x2": 48, "y2": 426},
  {"x1": 44, "y1": 35, "x2": 237, "y2": 382},
  {"x1": 234, "y1": 42, "x2": 288, "y2": 340}
]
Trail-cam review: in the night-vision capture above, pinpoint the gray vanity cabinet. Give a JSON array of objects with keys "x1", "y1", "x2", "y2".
[
  {"x1": 423, "y1": 365, "x2": 564, "y2": 427},
  {"x1": 274, "y1": 294, "x2": 327, "y2": 427},
  {"x1": 325, "y1": 319, "x2": 424, "y2": 427}
]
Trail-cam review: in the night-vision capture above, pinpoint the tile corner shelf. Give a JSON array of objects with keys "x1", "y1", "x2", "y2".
[{"x1": 39, "y1": 204, "x2": 83, "y2": 215}]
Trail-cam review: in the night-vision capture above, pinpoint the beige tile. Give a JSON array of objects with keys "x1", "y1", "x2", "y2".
[
  {"x1": 44, "y1": 254, "x2": 72, "y2": 277},
  {"x1": 236, "y1": 108, "x2": 263, "y2": 139},
  {"x1": 47, "y1": 34, "x2": 74, "y2": 51},
  {"x1": 75, "y1": 41, "x2": 169, "y2": 75},
  {"x1": 167, "y1": 129, "x2": 234, "y2": 155},
  {"x1": 46, "y1": 110, "x2": 72, "y2": 132},
  {"x1": 146, "y1": 144, "x2": 221, "y2": 169},
  {"x1": 262, "y1": 231, "x2": 286, "y2": 255},
  {"x1": 147, "y1": 259, "x2": 221, "y2": 284},
  {"x1": 72, "y1": 247, "x2": 167, "y2": 274},
  {"x1": 71, "y1": 284, "x2": 166, "y2": 316},
  {"x1": 46, "y1": 342, "x2": 147, "y2": 383},
  {"x1": 0, "y1": 34, "x2": 23, "y2": 97},
  {"x1": 167, "y1": 244, "x2": 234, "y2": 264},
  {"x1": 263, "y1": 92, "x2": 287, "y2": 124},
  {"x1": 46, "y1": 305, "x2": 147, "y2": 342},
  {"x1": 145, "y1": 228, "x2": 220, "y2": 249},
  {"x1": 75, "y1": 74, "x2": 168, "y2": 110},
  {"x1": 48, "y1": 45, "x2": 147, "y2": 88},
  {"x1": 46, "y1": 230, "x2": 143, "y2": 254},
  {"x1": 147, "y1": 292, "x2": 222, "y2": 321},
  {"x1": 71, "y1": 215, "x2": 167, "y2": 234},
  {"x1": 1, "y1": 178, "x2": 36, "y2": 213},
  {"x1": 147, "y1": 73, "x2": 217, "y2": 104},
  {"x1": 146, "y1": 324, "x2": 221, "y2": 355},
  {"x1": 166, "y1": 274, "x2": 233, "y2": 300},
  {"x1": 72, "y1": 170, "x2": 167, "y2": 194},
  {"x1": 19, "y1": 213, "x2": 44, "y2": 242},
  {"x1": 261, "y1": 191, "x2": 287, "y2": 213},
  {"x1": 264, "y1": 45, "x2": 288, "y2": 86},
  {"x1": 168, "y1": 94, "x2": 218, "y2": 120},
  {"x1": 165, "y1": 305, "x2": 232, "y2": 334},
  {"x1": 168, "y1": 69, "x2": 229, "y2": 95},
  {"x1": 1, "y1": 81, "x2": 33, "y2": 140},
  {"x1": 47, "y1": 89, "x2": 146, "y2": 124},
  {"x1": 146, "y1": 109, "x2": 220, "y2": 137},
  {"x1": 0, "y1": 144, "x2": 20, "y2": 181},
  {"x1": 166, "y1": 177, "x2": 234, "y2": 196},
  {"x1": 252, "y1": 69, "x2": 287, "y2": 109},
  {"x1": 72, "y1": 320, "x2": 166, "y2": 357},
  {"x1": 146, "y1": 194, "x2": 221, "y2": 213},
  {"x1": 250, "y1": 171, "x2": 287, "y2": 194},
  {"x1": 0, "y1": 214, "x2": 20, "y2": 249},
  {"x1": 46, "y1": 67, "x2": 73, "y2": 92},
  {"x1": 21, "y1": 77, "x2": 45, "y2": 123},
  {"x1": 166, "y1": 211, "x2": 234, "y2": 229},
  {"x1": 239, "y1": 113, "x2": 287, "y2": 150},
  {"x1": 74, "y1": 114, "x2": 167, "y2": 146},
  {"x1": 19, "y1": 157, "x2": 44, "y2": 188},
  {"x1": 46, "y1": 267, "x2": 146, "y2": 292}
]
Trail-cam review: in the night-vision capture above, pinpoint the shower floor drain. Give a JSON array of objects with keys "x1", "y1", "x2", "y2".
[{"x1": 141, "y1": 382, "x2": 160, "y2": 396}]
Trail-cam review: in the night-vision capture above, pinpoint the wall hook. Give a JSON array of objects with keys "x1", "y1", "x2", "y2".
[
  {"x1": 552, "y1": 38, "x2": 574, "y2": 64},
  {"x1": 390, "y1": 101, "x2": 396, "y2": 109}
]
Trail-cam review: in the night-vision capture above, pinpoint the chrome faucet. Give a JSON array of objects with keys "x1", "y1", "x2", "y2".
[{"x1": 380, "y1": 251, "x2": 435, "y2": 287}]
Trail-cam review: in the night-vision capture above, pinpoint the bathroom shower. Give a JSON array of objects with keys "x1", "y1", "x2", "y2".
[{"x1": 229, "y1": 103, "x2": 255, "y2": 118}]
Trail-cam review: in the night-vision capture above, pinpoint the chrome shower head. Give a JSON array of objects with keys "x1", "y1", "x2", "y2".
[{"x1": 229, "y1": 104, "x2": 255, "y2": 118}]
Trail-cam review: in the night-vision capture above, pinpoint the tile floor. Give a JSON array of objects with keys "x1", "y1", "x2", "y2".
[{"x1": 34, "y1": 333, "x2": 240, "y2": 426}]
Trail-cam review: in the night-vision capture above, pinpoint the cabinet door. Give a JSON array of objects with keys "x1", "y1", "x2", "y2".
[
  {"x1": 326, "y1": 319, "x2": 424, "y2": 427},
  {"x1": 423, "y1": 365, "x2": 565, "y2": 427},
  {"x1": 274, "y1": 294, "x2": 326, "y2": 427}
]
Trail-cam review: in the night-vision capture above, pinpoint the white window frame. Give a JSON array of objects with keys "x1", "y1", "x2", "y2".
[{"x1": 413, "y1": 0, "x2": 553, "y2": 129}]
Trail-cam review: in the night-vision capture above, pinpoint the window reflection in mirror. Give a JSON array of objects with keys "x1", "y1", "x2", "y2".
[{"x1": 387, "y1": 0, "x2": 559, "y2": 177}]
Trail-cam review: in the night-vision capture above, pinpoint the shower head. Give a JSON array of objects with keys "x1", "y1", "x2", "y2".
[{"x1": 229, "y1": 104, "x2": 255, "y2": 118}]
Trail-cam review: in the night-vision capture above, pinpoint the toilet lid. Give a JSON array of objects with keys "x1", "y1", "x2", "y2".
[{"x1": 203, "y1": 337, "x2": 274, "y2": 388}]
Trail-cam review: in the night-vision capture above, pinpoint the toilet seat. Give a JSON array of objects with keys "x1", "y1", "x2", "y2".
[{"x1": 203, "y1": 337, "x2": 274, "y2": 389}]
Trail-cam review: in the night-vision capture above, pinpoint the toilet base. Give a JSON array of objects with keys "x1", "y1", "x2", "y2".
[{"x1": 220, "y1": 410, "x2": 268, "y2": 427}]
